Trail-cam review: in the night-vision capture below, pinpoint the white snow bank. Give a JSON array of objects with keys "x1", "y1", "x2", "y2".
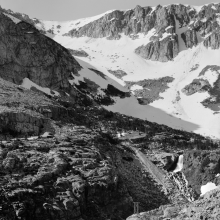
[
  {"x1": 201, "y1": 182, "x2": 218, "y2": 196},
  {"x1": 198, "y1": 68, "x2": 219, "y2": 87},
  {"x1": 173, "y1": 155, "x2": 183, "y2": 173},
  {"x1": 21, "y1": 78, "x2": 60, "y2": 97},
  {"x1": 41, "y1": 132, "x2": 51, "y2": 138},
  {"x1": 3, "y1": 13, "x2": 21, "y2": 24},
  {"x1": 130, "y1": 85, "x2": 143, "y2": 91},
  {"x1": 159, "y1": 32, "x2": 172, "y2": 41},
  {"x1": 27, "y1": 136, "x2": 38, "y2": 140}
]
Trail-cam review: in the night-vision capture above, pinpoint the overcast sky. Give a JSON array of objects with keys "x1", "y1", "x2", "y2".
[{"x1": 0, "y1": 0, "x2": 217, "y2": 21}]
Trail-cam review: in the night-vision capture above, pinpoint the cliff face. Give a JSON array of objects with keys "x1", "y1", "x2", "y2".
[
  {"x1": 60, "y1": 3, "x2": 220, "y2": 62},
  {"x1": 65, "y1": 5, "x2": 187, "y2": 39},
  {"x1": 2, "y1": 3, "x2": 220, "y2": 63},
  {"x1": 203, "y1": 31, "x2": 220, "y2": 49},
  {"x1": 0, "y1": 12, "x2": 81, "y2": 95},
  {"x1": 135, "y1": 34, "x2": 179, "y2": 62}
]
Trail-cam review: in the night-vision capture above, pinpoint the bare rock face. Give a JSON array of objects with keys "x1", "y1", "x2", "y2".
[
  {"x1": 63, "y1": 3, "x2": 220, "y2": 63},
  {"x1": 0, "y1": 109, "x2": 51, "y2": 136},
  {"x1": 204, "y1": 31, "x2": 220, "y2": 49},
  {"x1": 182, "y1": 150, "x2": 220, "y2": 197},
  {"x1": 181, "y1": 29, "x2": 198, "y2": 48},
  {"x1": 135, "y1": 34, "x2": 179, "y2": 62},
  {"x1": 125, "y1": 77, "x2": 174, "y2": 104},
  {"x1": 0, "y1": 12, "x2": 81, "y2": 95},
  {"x1": 182, "y1": 79, "x2": 211, "y2": 96}
]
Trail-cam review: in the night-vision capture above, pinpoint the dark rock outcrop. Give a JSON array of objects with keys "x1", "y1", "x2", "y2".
[
  {"x1": 135, "y1": 34, "x2": 179, "y2": 61},
  {"x1": 0, "y1": 12, "x2": 81, "y2": 95},
  {"x1": 126, "y1": 76, "x2": 174, "y2": 104},
  {"x1": 182, "y1": 79, "x2": 211, "y2": 95},
  {"x1": 204, "y1": 31, "x2": 220, "y2": 49},
  {"x1": 108, "y1": 69, "x2": 127, "y2": 79},
  {"x1": 181, "y1": 29, "x2": 198, "y2": 48},
  {"x1": 65, "y1": 4, "x2": 191, "y2": 40},
  {"x1": 67, "y1": 48, "x2": 89, "y2": 57}
]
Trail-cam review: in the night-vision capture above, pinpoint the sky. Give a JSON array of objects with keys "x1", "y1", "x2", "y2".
[{"x1": 0, "y1": 0, "x2": 217, "y2": 21}]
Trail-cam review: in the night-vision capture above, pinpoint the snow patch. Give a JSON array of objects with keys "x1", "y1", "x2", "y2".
[
  {"x1": 201, "y1": 18, "x2": 207, "y2": 23},
  {"x1": 201, "y1": 182, "x2": 218, "y2": 196},
  {"x1": 198, "y1": 69, "x2": 219, "y2": 87},
  {"x1": 109, "y1": 18, "x2": 115, "y2": 22},
  {"x1": 211, "y1": 5, "x2": 217, "y2": 10},
  {"x1": 216, "y1": 17, "x2": 220, "y2": 26},
  {"x1": 3, "y1": 13, "x2": 21, "y2": 24},
  {"x1": 165, "y1": 26, "x2": 173, "y2": 31},
  {"x1": 27, "y1": 136, "x2": 38, "y2": 140},
  {"x1": 130, "y1": 85, "x2": 143, "y2": 91},
  {"x1": 159, "y1": 32, "x2": 172, "y2": 41},
  {"x1": 21, "y1": 78, "x2": 60, "y2": 97}
]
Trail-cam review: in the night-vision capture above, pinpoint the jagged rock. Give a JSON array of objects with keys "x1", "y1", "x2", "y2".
[
  {"x1": 2, "y1": 153, "x2": 20, "y2": 170},
  {"x1": 204, "y1": 31, "x2": 220, "y2": 49},
  {"x1": 108, "y1": 70, "x2": 127, "y2": 79},
  {"x1": 135, "y1": 35, "x2": 179, "y2": 62},
  {"x1": 126, "y1": 77, "x2": 174, "y2": 104},
  {"x1": 0, "y1": 109, "x2": 51, "y2": 136},
  {"x1": 65, "y1": 4, "x2": 191, "y2": 40},
  {"x1": 160, "y1": 153, "x2": 179, "y2": 171},
  {"x1": 181, "y1": 29, "x2": 198, "y2": 48},
  {"x1": 182, "y1": 79, "x2": 211, "y2": 96}
]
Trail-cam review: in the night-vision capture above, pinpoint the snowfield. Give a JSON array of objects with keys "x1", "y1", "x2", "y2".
[{"x1": 50, "y1": 31, "x2": 220, "y2": 139}]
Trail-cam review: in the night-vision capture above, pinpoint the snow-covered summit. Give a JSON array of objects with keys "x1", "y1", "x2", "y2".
[{"x1": 35, "y1": 10, "x2": 116, "y2": 35}]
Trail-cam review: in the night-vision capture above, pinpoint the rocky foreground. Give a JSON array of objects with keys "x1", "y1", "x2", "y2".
[{"x1": 127, "y1": 186, "x2": 220, "y2": 219}]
